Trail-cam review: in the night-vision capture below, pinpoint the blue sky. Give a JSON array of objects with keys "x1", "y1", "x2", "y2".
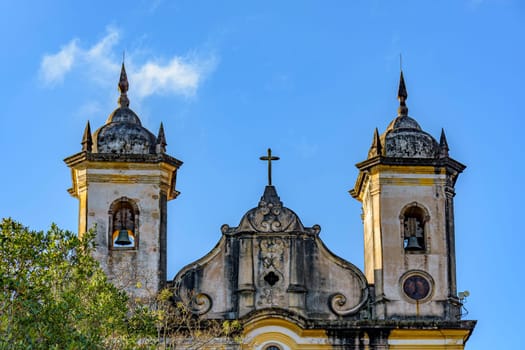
[{"x1": 1, "y1": 1, "x2": 523, "y2": 348}]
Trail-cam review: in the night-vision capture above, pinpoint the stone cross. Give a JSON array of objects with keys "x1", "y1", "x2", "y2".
[{"x1": 260, "y1": 148, "x2": 279, "y2": 186}]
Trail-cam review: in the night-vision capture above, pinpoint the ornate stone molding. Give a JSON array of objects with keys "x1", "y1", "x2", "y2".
[
  {"x1": 221, "y1": 186, "x2": 321, "y2": 235},
  {"x1": 190, "y1": 293, "x2": 213, "y2": 315},
  {"x1": 329, "y1": 288, "x2": 369, "y2": 316}
]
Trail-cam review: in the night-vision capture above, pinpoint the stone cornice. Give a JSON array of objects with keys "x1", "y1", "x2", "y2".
[
  {"x1": 355, "y1": 156, "x2": 465, "y2": 173},
  {"x1": 65, "y1": 151, "x2": 182, "y2": 200},
  {"x1": 351, "y1": 156, "x2": 466, "y2": 200},
  {"x1": 238, "y1": 307, "x2": 476, "y2": 333},
  {"x1": 240, "y1": 308, "x2": 476, "y2": 331},
  {"x1": 64, "y1": 151, "x2": 183, "y2": 169},
  {"x1": 306, "y1": 319, "x2": 476, "y2": 331}
]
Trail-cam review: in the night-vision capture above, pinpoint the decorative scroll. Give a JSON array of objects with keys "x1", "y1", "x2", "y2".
[
  {"x1": 224, "y1": 186, "x2": 307, "y2": 234},
  {"x1": 251, "y1": 198, "x2": 300, "y2": 233},
  {"x1": 174, "y1": 272, "x2": 213, "y2": 316},
  {"x1": 329, "y1": 288, "x2": 369, "y2": 316},
  {"x1": 190, "y1": 293, "x2": 213, "y2": 316}
]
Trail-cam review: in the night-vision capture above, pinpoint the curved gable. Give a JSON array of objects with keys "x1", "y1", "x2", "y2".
[{"x1": 171, "y1": 186, "x2": 370, "y2": 322}]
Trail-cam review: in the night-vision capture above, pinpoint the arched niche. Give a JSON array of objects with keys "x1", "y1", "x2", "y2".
[
  {"x1": 108, "y1": 197, "x2": 140, "y2": 250},
  {"x1": 399, "y1": 202, "x2": 430, "y2": 253}
]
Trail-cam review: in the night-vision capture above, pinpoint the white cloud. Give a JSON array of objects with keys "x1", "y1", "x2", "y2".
[
  {"x1": 86, "y1": 28, "x2": 119, "y2": 60},
  {"x1": 39, "y1": 27, "x2": 216, "y2": 98},
  {"x1": 84, "y1": 27, "x2": 121, "y2": 82},
  {"x1": 132, "y1": 56, "x2": 217, "y2": 98},
  {"x1": 39, "y1": 28, "x2": 119, "y2": 86},
  {"x1": 40, "y1": 40, "x2": 79, "y2": 84}
]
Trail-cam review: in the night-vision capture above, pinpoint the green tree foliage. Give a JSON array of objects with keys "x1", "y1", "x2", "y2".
[
  {"x1": 0, "y1": 218, "x2": 130, "y2": 349},
  {"x1": 0, "y1": 219, "x2": 242, "y2": 349}
]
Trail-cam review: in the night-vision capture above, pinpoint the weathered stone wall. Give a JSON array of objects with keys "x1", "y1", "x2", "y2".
[
  {"x1": 360, "y1": 165, "x2": 456, "y2": 320},
  {"x1": 87, "y1": 176, "x2": 164, "y2": 298},
  {"x1": 65, "y1": 157, "x2": 179, "y2": 300},
  {"x1": 173, "y1": 228, "x2": 369, "y2": 321},
  {"x1": 89, "y1": 169, "x2": 162, "y2": 297}
]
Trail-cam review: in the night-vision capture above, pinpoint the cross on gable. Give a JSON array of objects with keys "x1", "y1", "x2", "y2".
[{"x1": 259, "y1": 148, "x2": 280, "y2": 186}]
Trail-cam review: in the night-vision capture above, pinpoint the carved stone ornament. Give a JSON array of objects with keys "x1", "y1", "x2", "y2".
[
  {"x1": 329, "y1": 288, "x2": 369, "y2": 316},
  {"x1": 176, "y1": 288, "x2": 213, "y2": 316},
  {"x1": 260, "y1": 238, "x2": 285, "y2": 270},
  {"x1": 257, "y1": 237, "x2": 286, "y2": 306},
  {"x1": 247, "y1": 186, "x2": 303, "y2": 233},
  {"x1": 222, "y1": 186, "x2": 322, "y2": 235},
  {"x1": 173, "y1": 273, "x2": 213, "y2": 316},
  {"x1": 190, "y1": 293, "x2": 213, "y2": 315}
]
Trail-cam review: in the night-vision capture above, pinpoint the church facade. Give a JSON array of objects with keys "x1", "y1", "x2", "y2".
[{"x1": 65, "y1": 65, "x2": 476, "y2": 349}]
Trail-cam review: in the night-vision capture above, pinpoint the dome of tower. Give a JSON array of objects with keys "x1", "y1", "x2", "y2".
[
  {"x1": 94, "y1": 111, "x2": 157, "y2": 154},
  {"x1": 381, "y1": 115, "x2": 439, "y2": 159},
  {"x1": 92, "y1": 63, "x2": 158, "y2": 155},
  {"x1": 369, "y1": 71, "x2": 440, "y2": 159},
  {"x1": 106, "y1": 106, "x2": 142, "y2": 124},
  {"x1": 385, "y1": 115, "x2": 422, "y2": 131}
]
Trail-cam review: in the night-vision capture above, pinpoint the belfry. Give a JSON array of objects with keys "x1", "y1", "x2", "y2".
[
  {"x1": 351, "y1": 71, "x2": 467, "y2": 321},
  {"x1": 65, "y1": 67, "x2": 476, "y2": 348},
  {"x1": 65, "y1": 63, "x2": 182, "y2": 298}
]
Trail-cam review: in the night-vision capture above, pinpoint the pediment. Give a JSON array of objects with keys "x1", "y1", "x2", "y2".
[{"x1": 171, "y1": 230, "x2": 369, "y2": 321}]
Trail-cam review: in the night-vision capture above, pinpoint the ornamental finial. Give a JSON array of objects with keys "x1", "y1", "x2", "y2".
[
  {"x1": 397, "y1": 70, "x2": 408, "y2": 116},
  {"x1": 156, "y1": 122, "x2": 167, "y2": 153},
  {"x1": 81, "y1": 120, "x2": 93, "y2": 152},
  {"x1": 118, "y1": 60, "x2": 130, "y2": 108}
]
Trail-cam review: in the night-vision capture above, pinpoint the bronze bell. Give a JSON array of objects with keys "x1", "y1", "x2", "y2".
[
  {"x1": 115, "y1": 229, "x2": 131, "y2": 245},
  {"x1": 405, "y1": 236, "x2": 423, "y2": 251}
]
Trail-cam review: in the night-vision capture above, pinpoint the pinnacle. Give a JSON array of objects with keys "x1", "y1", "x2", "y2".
[
  {"x1": 81, "y1": 121, "x2": 93, "y2": 152},
  {"x1": 118, "y1": 63, "x2": 130, "y2": 108}
]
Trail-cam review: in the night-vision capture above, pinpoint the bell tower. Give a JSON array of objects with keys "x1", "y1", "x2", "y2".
[
  {"x1": 351, "y1": 72, "x2": 465, "y2": 320},
  {"x1": 65, "y1": 64, "x2": 182, "y2": 298}
]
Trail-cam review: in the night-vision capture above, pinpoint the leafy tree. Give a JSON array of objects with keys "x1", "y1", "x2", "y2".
[
  {"x1": 0, "y1": 219, "x2": 242, "y2": 349},
  {"x1": 0, "y1": 218, "x2": 131, "y2": 349}
]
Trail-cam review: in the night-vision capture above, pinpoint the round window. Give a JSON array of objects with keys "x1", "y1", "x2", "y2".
[{"x1": 402, "y1": 275, "x2": 431, "y2": 301}]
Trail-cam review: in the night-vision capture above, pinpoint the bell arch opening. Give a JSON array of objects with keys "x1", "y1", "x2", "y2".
[
  {"x1": 108, "y1": 197, "x2": 140, "y2": 250},
  {"x1": 400, "y1": 203, "x2": 429, "y2": 253}
]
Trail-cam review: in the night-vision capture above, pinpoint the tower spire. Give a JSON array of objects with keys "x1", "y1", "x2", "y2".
[
  {"x1": 397, "y1": 70, "x2": 408, "y2": 116},
  {"x1": 118, "y1": 62, "x2": 130, "y2": 108},
  {"x1": 81, "y1": 121, "x2": 93, "y2": 152},
  {"x1": 439, "y1": 128, "x2": 450, "y2": 157},
  {"x1": 368, "y1": 128, "x2": 382, "y2": 157},
  {"x1": 156, "y1": 122, "x2": 167, "y2": 153}
]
